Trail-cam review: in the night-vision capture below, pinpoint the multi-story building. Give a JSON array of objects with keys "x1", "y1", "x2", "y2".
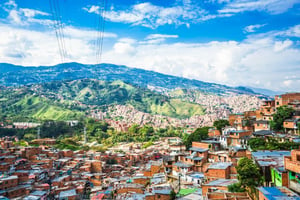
[
  {"x1": 284, "y1": 149, "x2": 300, "y2": 194},
  {"x1": 275, "y1": 93, "x2": 300, "y2": 108}
]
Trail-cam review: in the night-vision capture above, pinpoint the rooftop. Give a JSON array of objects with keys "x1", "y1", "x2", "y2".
[
  {"x1": 59, "y1": 189, "x2": 77, "y2": 198},
  {"x1": 189, "y1": 147, "x2": 209, "y2": 152},
  {"x1": 204, "y1": 179, "x2": 238, "y2": 187},
  {"x1": 258, "y1": 187, "x2": 300, "y2": 200},
  {"x1": 253, "y1": 130, "x2": 274, "y2": 136},
  {"x1": 174, "y1": 162, "x2": 193, "y2": 168},
  {"x1": 208, "y1": 162, "x2": 232, "y2": 170},
  {"x1": 252, "y1": 151, "x2": 291, "y2": 168}
]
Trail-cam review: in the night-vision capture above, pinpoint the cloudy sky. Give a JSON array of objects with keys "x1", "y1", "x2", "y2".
[{"x1": 0, "y1": 0, "x2": 300, "y2": 92}]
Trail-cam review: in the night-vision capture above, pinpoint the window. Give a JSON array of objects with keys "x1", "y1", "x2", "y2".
[{"x1": 297, "y1": 155, "x2": 300, "y2": 162}]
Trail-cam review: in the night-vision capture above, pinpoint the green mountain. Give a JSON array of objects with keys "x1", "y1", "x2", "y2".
[
  {"x1": 0, "y1": 62, "x2": 265, "y2": 96},
  {"x1": 0, "y1": 79, "x2": 204, "y2": 121}
]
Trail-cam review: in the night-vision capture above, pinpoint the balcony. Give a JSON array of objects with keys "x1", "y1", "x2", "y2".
[
  {"x1": 284, "y1": 157, "x2": 300, "y2": 174},
  {"x1": 290, "y1": 180, "x2": 300, "y2": 194}
]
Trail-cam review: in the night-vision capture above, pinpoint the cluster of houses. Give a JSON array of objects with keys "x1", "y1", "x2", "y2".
[{"x1": 0, "y1": 93, "x2": 299, "y2": 200}]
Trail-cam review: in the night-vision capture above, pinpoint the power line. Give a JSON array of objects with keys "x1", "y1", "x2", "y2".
[
  {"x1": 49, "y1": 0, "x2": 64, "y2": 63},
  {"x1": 53, "y1": 0, "x2": 68, "y2": 60},
  {"x1": 95, "y1": 0, "x2": 107, "y2": 65},
  {"x1": 49, "y1": 0, "x2": 67, "y2": 63}
]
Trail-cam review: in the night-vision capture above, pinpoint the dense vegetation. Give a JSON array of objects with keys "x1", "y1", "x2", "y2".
[
  {"x1": 248, "y1": 137, "x2": 300, "y2": 151},
  {"x1": 270, "y1": 106, "x2": 294, "y2": 131},
  {"x1": 213, "y1": 119, "x2": 230, "y2": 133},
  {"x1": 0, "y1": 79, "x2": 204, "y2": 121},
  {"x1": 229, "y1": 157, "x2": 263, "y2": 198},
  {"x1": 6, "y1": 119, "x2": 184, "y2": 150},
  {"x1": 184, "y1": 127, "x2": 210, "y2": 148}
]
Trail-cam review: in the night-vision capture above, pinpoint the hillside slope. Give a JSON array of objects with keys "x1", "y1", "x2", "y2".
[{"x1": 0, "y1": 79, "x2": 204, "y2": 121}]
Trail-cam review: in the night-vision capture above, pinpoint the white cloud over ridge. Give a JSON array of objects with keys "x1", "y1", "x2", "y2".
[
  {"x1": 1, "y1": 0, "x2": 300, "y2": 92},
  {"x1": 1, "y1": 20, "x2": 299, "y2": 92}
]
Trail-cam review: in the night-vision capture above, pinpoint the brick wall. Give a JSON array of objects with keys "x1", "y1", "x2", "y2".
[
  {"x1": 91, "y1": 161, "x2": 102, "y2": 173},
  {"x1": 133, "y1": 178, "x2": 149, "y2": 186},
  {"x1": 146, "y1": 194, "x2": 171, "y2": 200},
  {"x1": 116, "y1": 187, "x2": 144, "y2": 194},
  {"x1": 202, "y1": 185, "x2": 227, "y2": 196},
  {"x1": 205, "y1": 168, "x2": 230, "y2": 180}
]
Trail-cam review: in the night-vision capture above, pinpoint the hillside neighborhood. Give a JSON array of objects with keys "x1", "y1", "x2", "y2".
[{"x1": 0, "y1": 92, "x2": 300, "y2": 199}]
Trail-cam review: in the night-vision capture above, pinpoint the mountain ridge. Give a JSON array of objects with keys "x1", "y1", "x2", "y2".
[{"x1": 0, "y1": 62, "x2": 266, "y2": 97}]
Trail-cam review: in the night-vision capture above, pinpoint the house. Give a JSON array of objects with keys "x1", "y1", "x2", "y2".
[
  {"x1": 284, "y1": 149, "x2": 300, "y2": 194},
  {"x1": 202, "y1": 179, "x2": 239, "y2": 196},
  {"x1": 283, "y1": 118, "x2": 299, "y2": 135},
  {"x1": 204, "y1": 162, "x2": 234, "y2": 181},
  {"x1": 275, "y1": 93, "x2": 300, "y2": 108},
  {"x1": 208, "y1": 128, "x2": 221, "y2": 137},
  {"x1": 257, "y1": 187, "x2": 300, "y2": 200},
  {"x1": 185, "y1": 172, "x2": 204, "y2": 186},
  {"x1": 252, "y1": 151, "x2": 291, "y2": 187},
  {"x1": 254, "y1": 120, "x2": 270, "y2": 132},
  {"x1": 181, "y1": 142, "x2": 209, "y2": 172},
  {"x1": 172, "y1": 162, "x2": 193, "y2": 180},
  {"x1": 58, "y1": 189, "x2": 78, "y2": 200},
  {"x1": 252, "y1": 130, "x2": 274, "y2": 138},
  {"x1": 226, "y1": 130, "x2": 251, "y2": 148},
  {"x1": 206, "y1": 192, "x2": 250, "y2": 200}
]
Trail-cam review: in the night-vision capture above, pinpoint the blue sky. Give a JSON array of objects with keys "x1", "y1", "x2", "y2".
[{"x1": 0, "y1": 0, "x2": 300, "y2": 92}]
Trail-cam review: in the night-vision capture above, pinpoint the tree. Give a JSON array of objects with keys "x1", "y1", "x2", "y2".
[
  {"x1": 248, "y1": 138, "x2": 266, "y2": 150},
  {"x1": 184, "y1": 127, "x2": 210, "y2": 149},
  {"x1": 213, "y1": 119, "x2": 230, "y2": 133},
  {"x1": 128, "y1": 124, "x2": 140, "y2": 136},
  {"x1": 270, "y1": 106, "x2": 294, "y2": 131},
  {"x1": 236, "y1": 157, "x2": 263, "y2": 192},
  {"x1": 228, "y1": 183, "x2": 246, "y2": 192},
  {"x1": 170, "y1": 190, "x2": 176, "y2": 200}
]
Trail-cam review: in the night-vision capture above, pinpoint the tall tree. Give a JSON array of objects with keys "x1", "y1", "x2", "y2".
[
  {"x1": 236, "y1": 157, "x2": 263, "y2": 196},
  {"x1": 184, "y1": 127, "x2": 210, "y2": 149},
  {"x1": 270, "y1": 106, "x2": 294, "y2": 131},
  {"x1": 213, "y1": 119, "x2": 230, "y2": 133}
]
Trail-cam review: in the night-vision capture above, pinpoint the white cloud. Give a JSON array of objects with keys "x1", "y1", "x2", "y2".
[
  {"x1": 283, "y1": 80, "x2": 293, "y2": 87},
  {"x1": 282, "y1": 24, "x2": 300, "y2": 37},
  {"x1": 244, "y1": 24, "x2": 266, "y2": 33},
  {"x1": 219, "y1": 0, "x2": 300, "y2": 15},
  {"x1": 1, "y1": 22, "x2": 300, "y2": 91},
  {"x1": 83, "y1": 5, "x2": 101, "y2": 15},
  {"x1": 0, "y1": 21, "x2": 117, "y2": 66},
  {"x1": 101, "y1": 28, "x2": 300, "y2": 92},
  {"x1": 142, "y1": 34, "x2": 179, "y2": 44},
  {"x1": 84, "y1": 2, "x2": 208, "y2": 29},
  {"x1": 20, "y1": 8, "x2": 49, "y2": 18},
  {"x1": 146, "y1": 34, "x2": 179, "y2": 40},
  {"x1": 3, "y1": 0, "x2": 51, "y2": 26},
  {"x1": 274, "y1": 39, "x2": 293, "y2": 52}
]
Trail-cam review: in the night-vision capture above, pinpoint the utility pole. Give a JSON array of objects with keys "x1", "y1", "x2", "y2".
[
  {"x1": 37, "y1": 127, "x2": 41, "y2": 139},
  {"x1": 84, "y1": 126, "x2": 87, "y2": 144}
]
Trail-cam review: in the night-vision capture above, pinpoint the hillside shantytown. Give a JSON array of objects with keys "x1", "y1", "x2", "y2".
[{"x1": 0, "y1": 92, "x2": 300, "y2": 200}]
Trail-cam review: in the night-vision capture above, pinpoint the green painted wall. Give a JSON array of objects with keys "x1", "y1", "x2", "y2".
[{"x1": 271, "y1": 168, "x2": 283, "y2": 186}]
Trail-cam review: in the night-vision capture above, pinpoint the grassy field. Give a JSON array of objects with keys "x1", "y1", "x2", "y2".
[{"x1": 150, "y1": 98, "x2": 204, "y2": 118}]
